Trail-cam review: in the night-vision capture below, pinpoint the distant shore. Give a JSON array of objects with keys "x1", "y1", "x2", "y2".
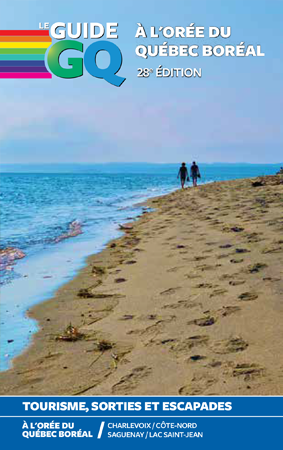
[{"x1": 0, "y1": 174, "x2": 282, "y2": 395}]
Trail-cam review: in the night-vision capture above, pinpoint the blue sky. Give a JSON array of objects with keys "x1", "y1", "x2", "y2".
[{"x1": 0, "y1": 0, "x2": 282, "y2": 164}]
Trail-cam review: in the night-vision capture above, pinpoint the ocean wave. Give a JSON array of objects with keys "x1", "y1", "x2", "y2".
[{"x1": 53, "y1": 220, "x2": 83, "y2": 244}]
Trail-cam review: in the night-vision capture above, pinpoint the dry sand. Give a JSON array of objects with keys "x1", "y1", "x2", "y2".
[{"x1": 0, "y1": 175, "x2": 283, "y2": 396}]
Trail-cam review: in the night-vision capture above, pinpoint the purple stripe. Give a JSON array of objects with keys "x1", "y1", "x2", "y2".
[{"x1": 0, "y1": 66, "x2": 48, "y2": 72}]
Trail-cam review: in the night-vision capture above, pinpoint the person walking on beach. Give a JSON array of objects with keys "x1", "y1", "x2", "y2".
[
  {"x1": 190, "y1": 161, "x2": 201, "y2": 187},
  {"x1": 177, "y1": 162, "x2": 189, "y2": 189}
]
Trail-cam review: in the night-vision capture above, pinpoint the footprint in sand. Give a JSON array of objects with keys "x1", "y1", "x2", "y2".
[
  {"x1": 188, "y1": 355, "x2": 207, "y2": 362},
  {"x1": 210, "y1": 289, "x2": 228, "y2": 298},
  {"x1": 217, "y1": 254, "x2": 231, "y2": 259},
  {"x1": 206, "y1": 360, "x2": 222, "y2": 368},
  {"x1": 115, "y1": 278, "x2": 127, "y2": 283},
  {"x1": 189, "y1": 316, "x2": 216, "y2": 327},
  {"x1": 185, "y1": 335, "x2": 209, "y2": 348},
  {"x1": 229, "y1": 280, "x2": 246, "y2": 286},
  {"x1": 230, "y1": 258, "x2": 244, "y2": 264},
  {"x1": 168, "y1": 335, "x2": 209, "y2": 357},
  {"x1": 138, "y1": 314, "x2": 158, "y2": 321},
  {"x1": 245, "y1": 263, "x2": 268, "y2": 274},
  {"x1": 238, "y1": 292, "x2": 258, "y2": 301},
  {"x1": 219, "y1": 274, "x2": 232, "y2": 281},
  {"x1": 179, "y1": 374, "x2": 216, "y2": 395},
  {"x1": 194, "y1": 256, "x2": 207, "y2": 261},
  {"x1": 160, "y1": 287, "x2": 181, "y2": 296},
  {"x1": 195, "y1": 283, "x2": 216, "y2": 289},
  {"x1": 261, "y1": 246, "x2": 283, "y2": 254},
  {"x1": 162, "y1": 300, "x2": 202, "y2": 310},
  {"x1": 167, "y1": 266, "x2": 185, "y2": 273},
  {"x1": 262, "y1": 277, "x2": 281, "y2": 282},
  {"x1": 160, "y1": 338, "x2": 176, "y2": 345},
  {"x1": 211, "y1": 337, "x2": 248, "y2": 354},
  {"x1": 127, "y1": 316, "x2": 176, "y2": 337},
  {"x1": 232, "y1": 363, "x2": 264, "y2": 381},
  {"x1": 246, "y1": 233, "x2": 263, "y2": 243},
  {"x1": 20, "y1": 377, "x2": 45, "y2": 386},
  {"x1": 185, "y1": 273, "x2": 201, "y2": 279},
  {"x1": 112, "y1": 366, "x2": 152, "y2": 394},
  {"x1": 230, "y1": 226, "x2": 245, "y2": 233},
  {"x1": 145, "y1": 337, "x2": 176, "y2": 349},
  {"x1": 218, "y1": 305, "x2": 241, "y2": 317},
  {"x1": 196, "y1": 264, "x2": 216, "y2": 272},
  {"x1": 147, "y1": 334, "x2": 210, "y2": 359}
]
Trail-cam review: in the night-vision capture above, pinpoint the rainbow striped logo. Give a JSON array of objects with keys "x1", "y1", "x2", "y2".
[{"x1": 0, "y1": 30, "x2": 52, "y2": 79}]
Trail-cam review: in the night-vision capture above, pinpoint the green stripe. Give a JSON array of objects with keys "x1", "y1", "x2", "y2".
[
  {"x1": 0, "y1": 48, "x2": 47, "y2": 54},
  {"x1": 0, "y1": 54, "x2": 45, "y2": 60}
]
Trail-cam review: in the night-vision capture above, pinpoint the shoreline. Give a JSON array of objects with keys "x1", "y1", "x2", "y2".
[
  {"x1": 0, "y1": 175, "x2": 282, "y2": 395},
  {"x1": 0, "y1": 186, "x2": 174, "y2": 372}
]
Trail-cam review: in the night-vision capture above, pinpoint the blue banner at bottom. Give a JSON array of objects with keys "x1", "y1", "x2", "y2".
[{"x1": 0, "y1": 396, "x2": 282, "y2": 449}]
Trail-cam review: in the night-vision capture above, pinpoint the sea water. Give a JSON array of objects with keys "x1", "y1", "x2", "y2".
[{"x1": 0, "y1": 163, "x2": 281, "y2": 371}]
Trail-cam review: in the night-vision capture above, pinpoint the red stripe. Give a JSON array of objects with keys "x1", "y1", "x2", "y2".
[{"x1": 0, "y1": 30, "x2": 50, "y2": 36}]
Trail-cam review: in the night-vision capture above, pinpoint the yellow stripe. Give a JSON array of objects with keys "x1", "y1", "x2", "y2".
[{"x1": 0, "y1": 42, "x2": 51, "y2": 48}]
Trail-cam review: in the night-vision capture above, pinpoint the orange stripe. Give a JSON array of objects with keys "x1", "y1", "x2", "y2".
[{"x1": 0, "y1": 36, "x2": 51, "y2": 42}]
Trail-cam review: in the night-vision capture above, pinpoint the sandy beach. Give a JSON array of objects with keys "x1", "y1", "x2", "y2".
[{"x1": 0, "y1": 175, "x2": 282, "y2": 396}]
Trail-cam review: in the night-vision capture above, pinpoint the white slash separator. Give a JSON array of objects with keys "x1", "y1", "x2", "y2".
[{"x1": 97, "y1": 421, "x2": 105, "y2": 439}]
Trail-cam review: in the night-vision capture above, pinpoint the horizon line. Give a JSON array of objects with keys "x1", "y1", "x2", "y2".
[{"x1": 1, "y1": 162, "x2": 283, "y2": 166}]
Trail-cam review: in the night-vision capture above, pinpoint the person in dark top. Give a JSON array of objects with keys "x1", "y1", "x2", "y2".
[
  {"x1": 177, "y1": 162, "x2": 189, "y2": 189},
  {"x1": 190, "y1": 161, "x2": 201, "y2": 187}
]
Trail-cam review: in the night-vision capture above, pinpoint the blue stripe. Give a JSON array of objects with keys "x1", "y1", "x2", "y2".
[{"x1": 0, "y1": 60, "x2": 45, "y2": 67}]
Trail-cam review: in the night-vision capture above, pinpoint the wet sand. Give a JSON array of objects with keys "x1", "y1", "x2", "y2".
[{"x1": 0, "y1": 175, "x2": 283, "y2": 396}]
